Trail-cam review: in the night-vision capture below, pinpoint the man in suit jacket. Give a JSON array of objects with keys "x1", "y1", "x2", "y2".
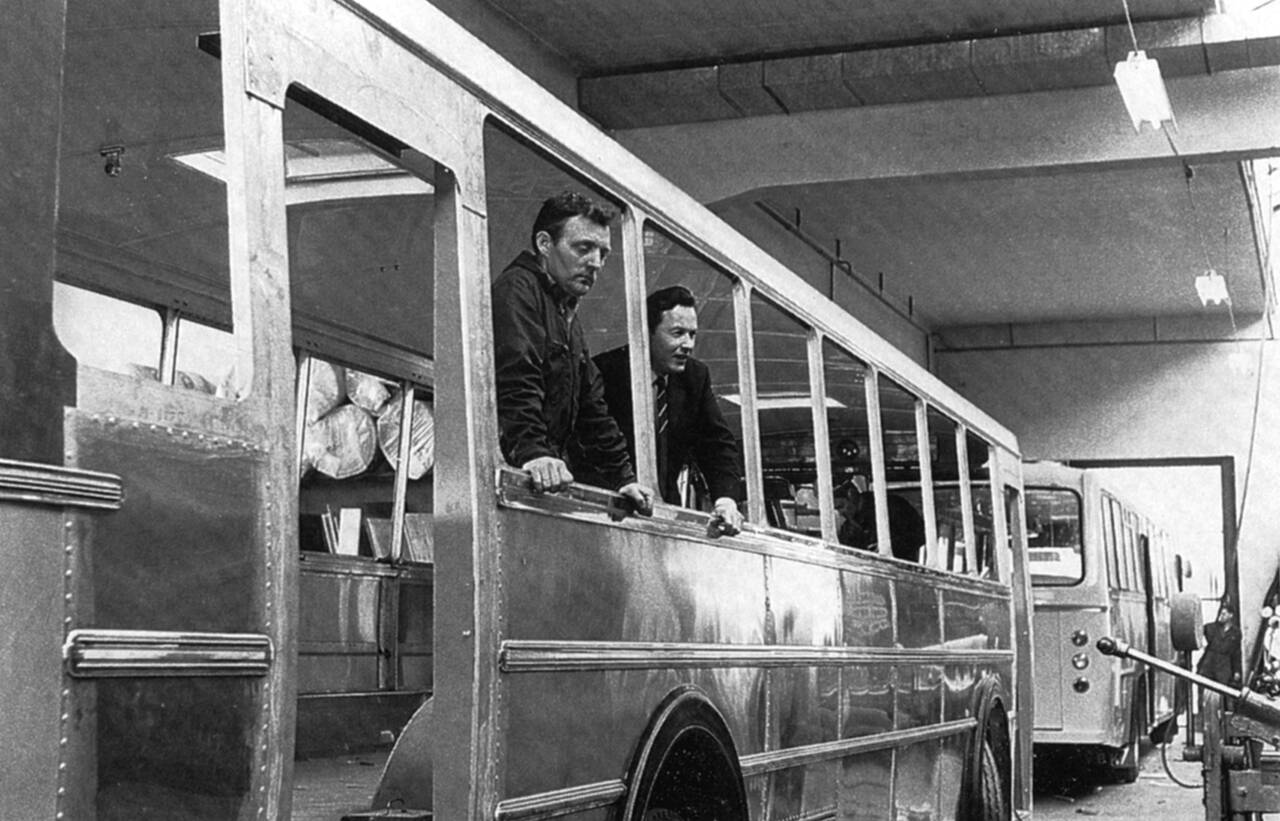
[{"x1": 590, "y1": 285, "x2": 744, "y2": 534}]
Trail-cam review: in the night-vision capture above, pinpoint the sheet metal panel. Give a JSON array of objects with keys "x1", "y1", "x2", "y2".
[
  {"x1": 497, "y1": 498, "x2": 1014, "y2": 811},
  {"x1": 1032, "y1": 610, "x2": 1065, "y2": 731},
  {"x1": 63, "y1": 410, "x2": 271, "y2": 818}
]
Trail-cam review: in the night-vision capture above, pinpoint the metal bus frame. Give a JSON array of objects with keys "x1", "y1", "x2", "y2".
[
  {"x1": 3, "y1": 0, "x2": 1035, "y2": 818},
  {"x1": 1024, "y1": 461, "x2": 1178, "y2": 782}
]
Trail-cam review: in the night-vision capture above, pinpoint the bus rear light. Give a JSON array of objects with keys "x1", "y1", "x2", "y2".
[
  {"x1": 1071, "y1": 630, "x2": 1089, "y2": 647},
  {"x1": 1073, "y1": 677, "x2": 1090, "y2": 693},
  {"x1": 1071, "y1": 652, "x2": 1089, "y2": 670}
]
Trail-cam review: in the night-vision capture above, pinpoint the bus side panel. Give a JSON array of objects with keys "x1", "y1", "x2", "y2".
[
  {"x1": 500, "y1": 514, "x2": 768, "y2": 800},
  {"x1": 1032, "y1": 610, "x2": 1064, "y2": 731},
  {"x1": 68, "y1": 414, "x2": 263, "y2": 632},
  {"x1": 896, "y1": 577, "x2": 943, "y2": 648},
  {"x1": 942, "y1": 587, "x2": 1010, "y2": 649},
  {"x1": 64, "y1": 411, "x2": 270, "y2": 817},
  {"x1": 1034, "y1": 607, "x2": 1116, "y2": 747},
  {"x1": 769, "y1": 560, "x2": 844, "y2": 820},
  {"x1": 1, "y1": 500, "x2": 71, "y2": 817},
  {"x1": 842, "y1": 572, "x2": 894, "y2": 649},
  {"x1": 895, "y1": 578, "x2": 947, "y2": 821},
  {"x1": 839, "y1": 750, "x2": 894, "y2": 821},
  {"x1": 940, "y1": 587, "x2": 1014, "y2": 817}
]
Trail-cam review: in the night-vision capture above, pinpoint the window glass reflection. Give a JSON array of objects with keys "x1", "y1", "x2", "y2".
[
  {"x1": 926, "y1": 407, "x2": 968, "y2": 574},
  {"x1": 967, "y1": 432, "x2": 996, "y2": 578},
  {"x1": 752, "y1": 295, "x2": 817, "y2": 533},
  {"x1": 877, "y1": 375, "x2": 927, "y2": 563},
  {"x1": 822, "y1": 341, "x2": 871, "y2": 550}
]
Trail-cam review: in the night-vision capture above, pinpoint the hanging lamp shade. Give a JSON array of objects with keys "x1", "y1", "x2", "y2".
[{"x1": 1113, "y1": 50, "x2": 1175, "y2": 132}]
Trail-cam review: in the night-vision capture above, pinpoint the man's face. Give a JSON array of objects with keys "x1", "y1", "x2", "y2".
[
  {"x1": 650, "y1": 305, "x2": 697, "y2": 375},
  {"x1": 537, "y1": 215, "x2": 611, "y2": 298}
]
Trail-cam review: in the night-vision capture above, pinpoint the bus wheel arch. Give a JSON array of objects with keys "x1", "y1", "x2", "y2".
[
  {"x1": 1107, "y1": 676, "x2": 1145, "y2": 784},
  {"x1": 619, "y1": 686, "x2": 748, "y2": 821},
  {"x1": 961, "y1": 678, "x2": 1011, "y2": 821}
]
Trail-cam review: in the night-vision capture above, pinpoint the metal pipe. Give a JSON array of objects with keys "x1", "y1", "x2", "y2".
[{"x1": 1098, "y1": 636, "x2": 1240, "y2": 698}]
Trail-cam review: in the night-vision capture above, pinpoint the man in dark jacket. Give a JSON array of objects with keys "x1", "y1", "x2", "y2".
[
  {"x1": 590, "y1": 285, "x2": 743, "y2": 534},
  {"x1": 1197, "y1": 604, "x2": 1240, "y2": 686},
  {"x1": 491, "y1": 191, "x2": 653, "y2": 514}
]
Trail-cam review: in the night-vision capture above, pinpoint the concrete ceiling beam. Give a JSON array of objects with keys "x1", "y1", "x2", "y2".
[
  {"x1": 614, "y1": 67, "x2": 1280, "y2": 202},
  {"x1": 581, "y1": 8, "x2": 1280, "y2": 131}
]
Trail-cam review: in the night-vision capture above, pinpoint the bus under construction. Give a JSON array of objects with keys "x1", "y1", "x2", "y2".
[
  {"x1": 4, "y1": 0, "x2": 1035, "y2": 818},
  {"x1": 1024, "y1": 461, "x2": 1180, "y2": 782}
]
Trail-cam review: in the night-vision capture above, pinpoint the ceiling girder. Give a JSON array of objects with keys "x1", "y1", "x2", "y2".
[
  {"x1": 615, "y1": 67, "x2": 1280, "y2": 203},
  {"x1": 581, "y1": 9, "x2": 1280, "y2": 130}
]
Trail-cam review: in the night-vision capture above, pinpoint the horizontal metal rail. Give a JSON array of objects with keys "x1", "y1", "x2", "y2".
[
  {"x1": 0, "y1": 458, "x2": 123, "y2": 509},
  {"x1": 491, "y1": 718, "x2": 979, "y2": 820},
  {"x1": 740, "y1": 718, "x2": 978, "y2": 776},
  {"x1": 64, "y1": 629, "x2": 272, "y2": 677},
  {"x1": 500, "y1": 639, "x2": 1012, "y2": 672},
  {"x1": 494, "y1": 779, "x2": 627, "y2": 821}
]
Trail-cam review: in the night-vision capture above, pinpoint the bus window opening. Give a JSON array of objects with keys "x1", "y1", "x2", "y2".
[{"x1": 1026, "y1": 487, "x2": 1084, "y2": 585}]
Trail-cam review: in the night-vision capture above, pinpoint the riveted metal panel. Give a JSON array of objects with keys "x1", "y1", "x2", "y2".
[{"x1": 60, "y1": 410, "x2": 270, "y2": 818}]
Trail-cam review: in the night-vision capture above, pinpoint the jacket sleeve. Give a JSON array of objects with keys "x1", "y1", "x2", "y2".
[
  {"x1": 573, "y1": 351, "x2": 637, "y2": 489},
  {"x1": 690, "y1": 365, "x2": 742, "y2": 501},
  {"x1": 492, "y1": 273, "x2": 555, "y2": 467}
]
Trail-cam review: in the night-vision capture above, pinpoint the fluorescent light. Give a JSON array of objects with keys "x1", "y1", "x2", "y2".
[
  {"x1": 1113, "y1": 51, "x2": 1174, "y2": 132},
  {"x1": 170, "y1": 139, "x2": 433, "y2": 204},
  {"x1": 721, "y1": 392, "x2": 846, "y2": 410},
  {"x1": 1195, "y1": 269, "x2": 1230, "y2": 306}
]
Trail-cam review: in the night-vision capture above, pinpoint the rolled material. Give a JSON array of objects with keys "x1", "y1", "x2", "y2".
[
  {"x1": 378, "y1": 395, "x2": 434, "y2": 480},
  {"x1": 304, "y1": 403, "x2": 377, "y2": 479}
]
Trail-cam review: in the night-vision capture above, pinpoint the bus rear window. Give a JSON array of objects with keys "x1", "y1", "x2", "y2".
[{"x1": 1026, "y1": 487, "x2": 1083, "y2": 585}]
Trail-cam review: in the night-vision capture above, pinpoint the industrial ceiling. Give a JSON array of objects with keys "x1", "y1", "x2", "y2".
[{"x1": 474, "y1": 0, "x2": 1278, "y2": 333}]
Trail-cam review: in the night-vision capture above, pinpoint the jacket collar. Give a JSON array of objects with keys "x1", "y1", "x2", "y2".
[{"x1": 512, "y1": 250, "x2": 579, "y2": 312}]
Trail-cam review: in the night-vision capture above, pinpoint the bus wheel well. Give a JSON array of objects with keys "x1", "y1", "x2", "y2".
[
  {"x1": 619, "y1": 687, "x2": 748, "y2": 821},
  {"x1": 1105, "y1": 676, "x2": 1145, "y2": 783},
  {"x1": 961, "y1": 680, "x2": 1011, "y2": 821},
  {"x1": 980, "y1": 701, "x2": 1012, "y2": 798}
]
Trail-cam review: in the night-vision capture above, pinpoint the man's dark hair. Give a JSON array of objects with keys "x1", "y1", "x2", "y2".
[
  {"x1": 646, "y1": 285, "x2": 697, "y2": 331},
  {"x1": 530, "y1": 191, "x2": 615, "y2": 250}
]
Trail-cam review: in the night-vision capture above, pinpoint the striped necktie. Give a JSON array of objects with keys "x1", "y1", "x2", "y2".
[
  {"x1": 655, "y1": 376, "x2": 670, "y2": 501},
  {"x1": 654, "y1": 376, "x2": 669, "y2": 437}
]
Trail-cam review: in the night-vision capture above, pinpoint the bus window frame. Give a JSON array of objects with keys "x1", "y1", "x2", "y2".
[
  {"x1": 1025, "y1": 485, "x2": 1085, "y2": 587},
  {"x1": 914, "y1": 400, "x2": 940, "y2": 570},
  {"x1": 1101, "y1": 494, "x2": 1118, "y2": 587},
  {"x1": 808, "y1": 330, "x2": 837, "y2": 544},
  {"x1": 955, "y1": 423, "x2": 977, "y2": 573},
  {"x1": 632, "y1": 215, "x2": 751, "y2": 518},
  {"x1": 749, "y1": 291, "x2": 822, "y2": 535},
  {"x1": 966, "y1": 431, "x2": 999, "y2": 579},
  {"x1": 1124, "y1": 510, "x2": 1142, "y2": 594}
]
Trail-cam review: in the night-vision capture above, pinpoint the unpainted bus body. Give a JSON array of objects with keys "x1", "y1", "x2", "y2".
[
  {"x1": 489, "y1": 475, "x2": 1016, "y2": 818},
  {"x1": 1026, "y1": 461, "x2": 1177, "y2": 775},
  {"x1": 0, "y1": 0, "x2": 1034, "y2": 818}
]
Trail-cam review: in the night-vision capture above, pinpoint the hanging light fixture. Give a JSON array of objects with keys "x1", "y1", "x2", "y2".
[
  {"x1": 1113, "y1": 51, "x2": 1175, "y2": 132},
  {"x1": 1194, "y1": 269, "x2": 1230, "y2": 306},
  {"x1": 1113, "y1": 0, "x2": 1175, "y2": 132}
]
